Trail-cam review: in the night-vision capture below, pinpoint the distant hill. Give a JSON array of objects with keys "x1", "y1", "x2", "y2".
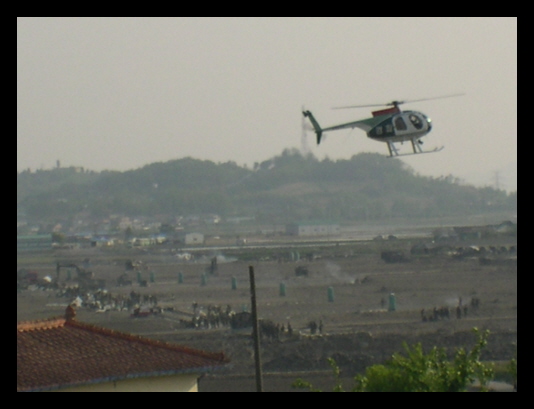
[{"x1": 17, "y1": 150, "x2": 517, "y2": 225}]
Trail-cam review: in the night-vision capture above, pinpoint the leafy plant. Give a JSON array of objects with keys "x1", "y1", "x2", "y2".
[
  {"x1": 293, "y1": 358, "x2": 345, "y2": 392},
  {"x1": 293, "y1": 328, "x2": 494, "y2": 392},
  {"x1": 509, "y1": 356, "x2": 517, "y2": 391}
]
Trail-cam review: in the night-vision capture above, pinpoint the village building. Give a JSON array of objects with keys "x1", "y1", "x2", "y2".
[
  {"x1": 286, "y1": 221, "x2": 340, "y2": 237},
  {"x1": 17, "y1": 308, "x2": 228, "y2": 392},
  {"x1": 176, "y1": 232, "x2": 205, "y2": 246},
  {"x1": 204, "y1": 214, "x2": 221, "y2": 224},
  {"x1": 90, "y1": 236, "x2": 117, "y2": 247},
  {"x1": 131, "y1": 237, "x2": 153, "y2": 247},
  {"x1": 17, "y1": 234, "x2": 53, "y2": 252}
]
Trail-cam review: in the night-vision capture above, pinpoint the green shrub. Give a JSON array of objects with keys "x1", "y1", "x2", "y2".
[{"x1": 294, "y1": 328, "x2": 494, "y2": 392}]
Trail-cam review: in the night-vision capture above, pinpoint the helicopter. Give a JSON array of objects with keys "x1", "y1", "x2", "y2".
[{"x1": 302, "y1": 94, "x2": 463, "y2": 157}]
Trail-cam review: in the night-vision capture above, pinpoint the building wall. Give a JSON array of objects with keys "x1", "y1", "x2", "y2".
[
  {"x1": 17, "y1": 235, "x2": 52, "y2": 252},
  {"x1": 286, "y1": 223, "x2": 340, "y2": 237},
  {"x1": 49, "y1": 373, "x2": 199, "y2": 392},
  {"x1": 185, "y1": 233, "x2": 204, "y2": 245}
]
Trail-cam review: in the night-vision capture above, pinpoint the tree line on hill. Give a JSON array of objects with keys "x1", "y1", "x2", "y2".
[{"x1": 17, "y1": 150, "x2": 516, "y2": 225}]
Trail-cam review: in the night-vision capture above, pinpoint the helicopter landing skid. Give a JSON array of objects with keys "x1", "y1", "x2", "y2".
[{"x1": 386, "y1": 143, "x2": 444, "y2": 158}]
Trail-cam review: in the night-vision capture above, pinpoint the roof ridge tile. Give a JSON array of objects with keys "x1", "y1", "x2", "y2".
[
  {"x1": 65, "y1": 319, "x2": 228, "y2": 362},
  {"x1": 17, "y1": 317, "x2": 66, "y2": 332}
]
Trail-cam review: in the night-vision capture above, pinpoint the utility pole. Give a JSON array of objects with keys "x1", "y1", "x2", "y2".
[{"x1": 249, "y1": 265, "x2": 263, "y2": 392}]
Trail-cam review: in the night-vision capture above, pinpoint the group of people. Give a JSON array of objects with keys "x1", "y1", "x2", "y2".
[
  {"x1": 420, "y1": 297, "x2": 480, "y2": 322},
  {"x1": 308, "y1": 320, "x2": 323, "y2": 335}
]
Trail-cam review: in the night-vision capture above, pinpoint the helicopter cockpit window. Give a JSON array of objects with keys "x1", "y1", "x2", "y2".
[
  {"x1": 409, "y1": 114, "x2": 423, "y2": 130},
  {"x1": 395, "y1": 117, "x2": 407, "y2": 131},
  {"x1": 375, "y1": 126, "x2": 383, "y2": 135}
]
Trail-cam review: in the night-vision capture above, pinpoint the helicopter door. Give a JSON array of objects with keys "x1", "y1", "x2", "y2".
[{"x1": 394, "y1": 117, "x2": 408, "y2": 131}]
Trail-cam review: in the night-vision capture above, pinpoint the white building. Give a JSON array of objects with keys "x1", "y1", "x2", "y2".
[{"x1": 286, "y1": 221, "x2": 340, "y2": 237}]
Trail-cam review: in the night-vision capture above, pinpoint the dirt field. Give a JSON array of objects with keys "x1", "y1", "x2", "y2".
[{"x1": 17, "y1": 233, "x2": 517, "y2": 392}]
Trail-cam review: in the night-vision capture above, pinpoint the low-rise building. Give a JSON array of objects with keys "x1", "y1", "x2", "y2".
[
  {"x1": 176, "y1": 232, "x2": 205, "y2": 246},
  {"x1": 286, "y1": 221, "x2": 340, "y2": 237},
  {"x1": 17, "y1": 308, "x2": 228, "y2": 392},
  {"x1": 17, "y1": 234, "x2": 53, "y2": 252}
]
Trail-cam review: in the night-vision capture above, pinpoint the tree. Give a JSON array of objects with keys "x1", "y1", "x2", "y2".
[
  {"x1": 124, "y1": 226, "x2": 133, "y2": 242},
  {"x1": 293, "y1": 328, "x2": 494, "y2": 392},
  {"x1": 51, "y1": 232, "x2": 65, "y2": 244},
  {"x1": 18, "y1": 153, "x2": 517, "y2": 221}
]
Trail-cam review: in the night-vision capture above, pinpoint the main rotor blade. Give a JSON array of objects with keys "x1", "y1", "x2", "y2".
[
  {"x1": 332, "y1": 103, "x2": 390, "y2": 109},
  {"x1": 400, "y1": 93, "x2": 465, "y2": 104},
  {"x1": 332, "y1": 93, "x2": 464, "y2": 110}
]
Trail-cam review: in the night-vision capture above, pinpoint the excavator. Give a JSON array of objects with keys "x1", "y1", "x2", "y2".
[
  {"x1": 55, "y1": 262, "x2": 105, "y2": 289},
  {"x1": 56, "y1": 262, "x2": 93, "y2": 280}
]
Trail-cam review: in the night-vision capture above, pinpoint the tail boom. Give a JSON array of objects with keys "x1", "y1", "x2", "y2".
[{"x1": 302, "y1": 110, "x2": 323, "y2": 144}]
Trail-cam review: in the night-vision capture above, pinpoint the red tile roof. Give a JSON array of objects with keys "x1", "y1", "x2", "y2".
[{"x1": 17, "y1": 316, "x2": 229, "y2": 392}]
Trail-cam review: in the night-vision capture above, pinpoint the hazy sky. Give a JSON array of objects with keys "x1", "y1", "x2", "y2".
[{"x1": 17, "y1": 17, "x2": 517, "y2": 191}]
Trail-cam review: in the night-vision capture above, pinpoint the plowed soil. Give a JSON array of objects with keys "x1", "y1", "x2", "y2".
[{"x1": 17, "y1": 234, "x2": 517, "y2": 392}]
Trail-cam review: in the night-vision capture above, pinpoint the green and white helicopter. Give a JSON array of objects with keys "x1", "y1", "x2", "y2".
[{"x1": 302, "y1": 94, "x2": 463, "y2": 157}]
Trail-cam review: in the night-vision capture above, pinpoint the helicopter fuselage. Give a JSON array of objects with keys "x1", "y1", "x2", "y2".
[
  {"x1": 303, "y1": 94, "x2": 461, "y2": 156},
  {"x1": 302, "y1": 107, "x2": 437, "y2": 157},
  {"x1": 367, "y1": 110, "x2": 432, "y2": 144}
]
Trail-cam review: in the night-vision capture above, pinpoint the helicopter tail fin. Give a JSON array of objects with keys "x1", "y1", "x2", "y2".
[{"x1": 302, "y1": 110, "x2": 323, "y2": 144}]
